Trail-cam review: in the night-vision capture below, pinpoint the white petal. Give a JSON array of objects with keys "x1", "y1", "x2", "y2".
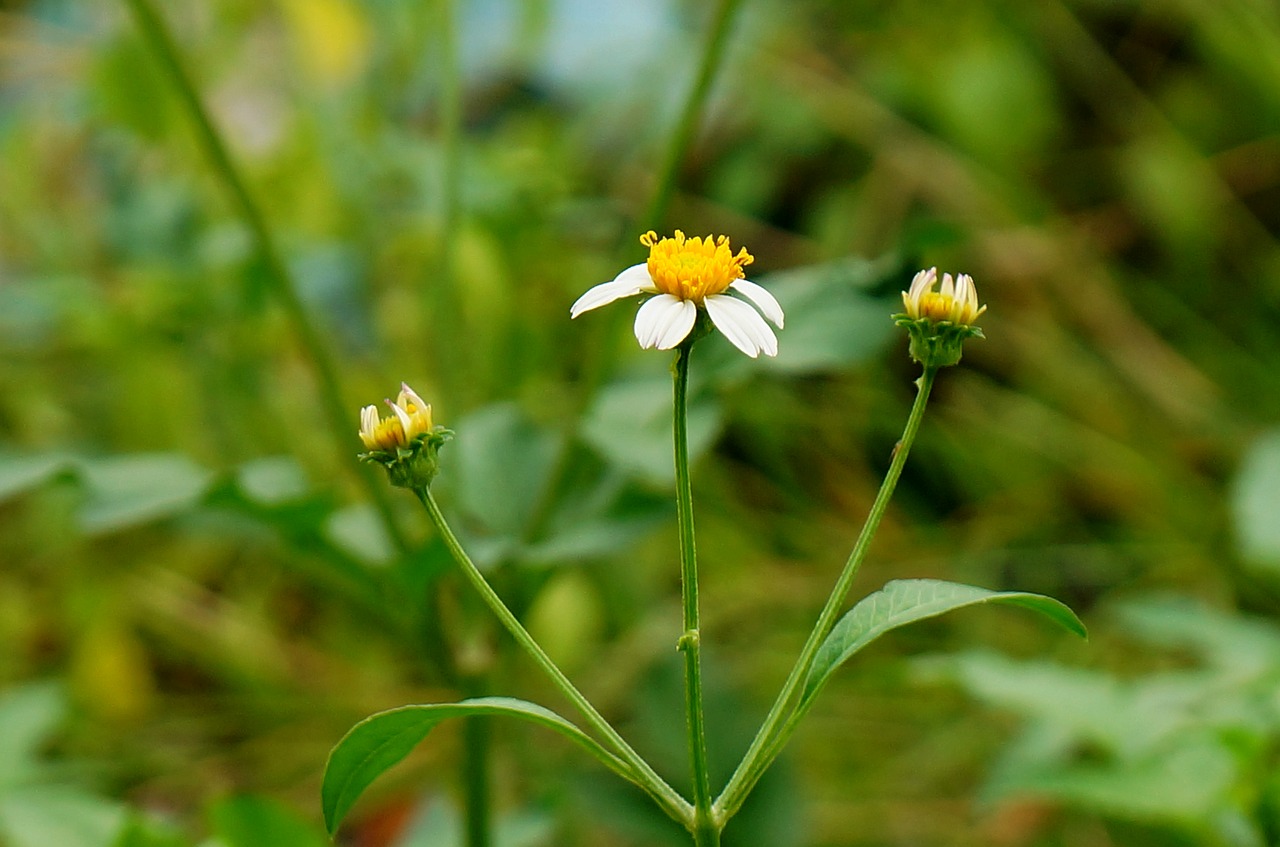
[
  {"x1": 907, "y1": 267, "x2": 936, "y2": 299},
  {"x1": 569, "y1": 264, "x2": 656, "y2": 318},
  {"x1": 359, "y1": 405, "x2": 379, "y2": 437},
  {"x1": 386, "y1": 398, "x2": 413, "y2": 433},
  {"x1": 940, "y1": 272, "x2": 956, "y2": 299},
  {"x1": 634, "y1": 294, "x2": 696, "y2": 350},
  {"x1": 729, "y1": 278, "x2": 785, "y2": 328},
  {"x1": 398, "y1": 382, "x2": 429, "y2": 412},
  {"x1": 705, "y1": 294, "x2": 778, "y2": 358}
]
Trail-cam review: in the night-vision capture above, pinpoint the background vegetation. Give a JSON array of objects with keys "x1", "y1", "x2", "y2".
[{"x1": 2, "y1": 0, "x2": 1280, "y2": 845}]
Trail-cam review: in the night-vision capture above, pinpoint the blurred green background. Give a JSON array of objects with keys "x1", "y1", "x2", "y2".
[{"x1": 3, "y1": 0, "x2": 1280, "y2": 845}]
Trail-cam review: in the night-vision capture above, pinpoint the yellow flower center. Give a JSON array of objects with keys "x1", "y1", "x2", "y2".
[
  {"x1": 917, "y1": 292, "x2": 965, "y2": 324},
  {"x1": 365, "y1": 415, "x2": 408, "y2": 451},
  {"x1": 359, "y1": 389, "x2": 434, "y2": 451},
  {"x1": 642, "y1": 230, "x2": 753, "y2": 304}
]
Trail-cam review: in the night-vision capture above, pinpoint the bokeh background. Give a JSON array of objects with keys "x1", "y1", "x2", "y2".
[{"x1": 3, "y1": 0, "x2": 1280, "y2": 845}]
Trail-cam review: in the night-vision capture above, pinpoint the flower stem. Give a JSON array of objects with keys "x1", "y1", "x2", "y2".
[
  {"x1": 461, "y1": 672, "x2": 491, "y2": 847},
  {"x1": 715, "y1": 367, "x2": 939, "y2": 821},
  {"x1": 641, "y1": 0, "x2": 744, "y2": 231},
  {"x1": 413, "y1": 488, "x2": 692, "y2": 826},
  {"x1": 672, "y1": 342, "x2": 719, "y2": 842},
  {"x1": 123, "y1": 0, "x2": 409, "y2": 554}
]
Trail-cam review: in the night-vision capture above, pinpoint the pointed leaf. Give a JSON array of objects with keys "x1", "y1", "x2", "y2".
[
  {"x1": 801, "y1": 579, "x2": 1085, "y2": 710},
  {"x1": 321, "y1": 697, "x2": 631, "y2": 835}
]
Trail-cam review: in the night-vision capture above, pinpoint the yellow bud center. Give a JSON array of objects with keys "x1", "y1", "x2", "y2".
[
  {"x1": 365, "y1": 415, "x2": 408, "y2": 451},
  {"x1": 642, "y1": 230, "x2": 753, "y2": 304}
]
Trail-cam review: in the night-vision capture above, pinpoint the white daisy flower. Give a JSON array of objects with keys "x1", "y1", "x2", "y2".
[{"x1": 570, "y1": 230, "x2": 785, "y2": 357}]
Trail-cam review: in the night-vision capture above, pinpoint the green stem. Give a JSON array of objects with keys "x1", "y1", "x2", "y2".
[
  {"x1": 715, "y1": 367, "x2": 939, "y2": 821},
  {"x1": 123, "y1": 0, "x2": 409, "y2": 554},
  {"x1": 461, "y1": 673, "x2": 491, "y2": 847},
  {"x1": 413, "y1": 488, "x2": 692, "y2": 826},
  {"x1": 640, "y1": 0, "x2": 744, "y2": 232},
  {"x1": 672, "y1": 343, "x2": 718, "y2": 839}
]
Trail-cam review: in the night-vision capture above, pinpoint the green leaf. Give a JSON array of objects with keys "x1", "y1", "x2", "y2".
[
  {"x1": 0, "y1": 681, "x2": 67, "y2": 789},
  {"x1": 755, "y1": 259, "x2": 899, "y2": 375},
  {"x1": 580, "y1": 375, "x2": 721, "y2": 488},
  {"x1": 77, "y1": 454, "x2": 214, "y2": 534},
  {"x1": 0, "y1": 787, "x2": 126, "y2": 847},
  {"x1": 1231, "y1": 428, "x2": 1280, "y2": 572},
  {"x1": 0, "y1": 453, "x2": 74, "y2": 504},
  {"x1": 321, "y1": 697, "x2": 631, "y2": 835},
  {"x1": 324, "y1": 503, "x2": 395, "y2": 566},
  {"x1": 234, "y1": 457, "x2": 309, "y2": 506},
  {"x1": 801, "y1": 579, "x2": 1085, "y2": 710},
  {"x1": 452, "y1": 403, "x2": 563, "y2": 538}
]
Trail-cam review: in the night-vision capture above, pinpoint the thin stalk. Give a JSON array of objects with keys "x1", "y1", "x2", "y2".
[
  {"x1": 641, "y1": 0, "x2": 745, "y2": 232},
  {"x1": 414, "y1": 488, "x2": 692, "y2": 826},
  {"x1": 461, "y1": 673, "x2": 491, "y2": 847},
  {"x1": 124, "y1": 0, "x2": 409, "y2": 553},
  {"x1": 716, "y1": 368, "x2": 939, "y2": 820},
  {"x1": 672, "y1": 342, "x2": 718, "y2": 842}
]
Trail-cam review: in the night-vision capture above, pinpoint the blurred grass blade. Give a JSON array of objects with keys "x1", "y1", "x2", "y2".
[
  {"x1": 322, "y1": 697, "x2": 634, "y2": 835},
  {"x1": 800, "y1": 578, "x2": 1086, "y2": 711},
  {"x1": 642, "y1": 0, "x2": 745, "y2": 230},
  {"x1": 121, "y1": 0, "x2": 408, "y2": 553}
]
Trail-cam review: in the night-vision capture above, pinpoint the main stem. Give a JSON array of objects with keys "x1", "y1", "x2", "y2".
[
  {"x1": 715, "y1": 367, "x2": 939, "y2": 821},
  {"x1": 673, "y1": 343, "x2": 720, "y2": 846},
  {"x1": 461, "y1": 672, "x2": 491, "y2": 847},
  {"x1": 414, "y1": 488, "x2": 692, "y2": 826}
]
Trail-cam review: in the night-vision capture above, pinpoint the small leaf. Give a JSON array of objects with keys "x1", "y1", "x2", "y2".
[
  {"x1": 452, "y1": 403, "x2": 563, "y2": 537},
  {"x1": 0, "y1": 681, "x2": 67, "y2": 789},
  {"x1": 1231, "y1": 429, "x2": 1280, "y2": 572},
  {"x1": 77, "y1": 454, "x2": 213, "y2": 534},
  {"x1": 235, "y1": 456, "x2": 309, "y2": 506},
  {"x1": 0, "y1": 453, "x2": 74, "y2": 504},
  {"x1": 801, "y1": 579, "x2": 1085, "y2": 710},
  {"x1": 580, "y1": 375, "x2": 721, "y2": 487},
  {"x1": 0, "y1": 787, "x2": 125, "y2": 847},
  {"x1": 324, "y1": 503, "x2": 395, "y2": 566},
  {"x1": 322, "y1": 697, "x2": 631, "y2": 835}
]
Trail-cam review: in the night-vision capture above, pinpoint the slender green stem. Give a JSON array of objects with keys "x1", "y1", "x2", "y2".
[
  {"x1": 672, "y1": 343, "x2": 718, "y2": 840},
  {"x1": 123, "y1": 0, "x2": 409, "y2": 554},
  {"x1": 715, "y1": 367, "x2": 939, "y2": 821},
  {"x1": 461, "y1": 673, "x2": 491, "y2": 847},
  {"x1": 414, "y1": 488, "x2": 692, "y2": 825},
  {"x1": 641, "y1": 0, "x2": 745, "y2": 231}
]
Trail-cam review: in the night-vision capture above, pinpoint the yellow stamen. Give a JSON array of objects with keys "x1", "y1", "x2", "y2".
[{"x1": 641, "y1": 230, "x2": 753, "y2": 304}]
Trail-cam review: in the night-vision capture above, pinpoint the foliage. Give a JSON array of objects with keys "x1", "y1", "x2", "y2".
[{"x1": 1, "y1": 0, "x2": 1278, "y2": 844}]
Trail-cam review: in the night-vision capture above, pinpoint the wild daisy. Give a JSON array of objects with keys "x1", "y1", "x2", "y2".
[
  {"x1": 570, "y1": 230, "x2": 784, "y2": 357},
  {"x1": 894, "y1": 267, "x2": 986, "y2": 368},
  {"x1": 358, "y1": 383, "x2": 452, "y2": 489}
]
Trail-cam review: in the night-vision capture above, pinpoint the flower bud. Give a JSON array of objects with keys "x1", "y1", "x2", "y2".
[
  {"x1": 893, "y1": 267, "x2": 986, "y2": 368},
  {"x1": 357, "y1": 382, "x2": 452, "y2": 489}
]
